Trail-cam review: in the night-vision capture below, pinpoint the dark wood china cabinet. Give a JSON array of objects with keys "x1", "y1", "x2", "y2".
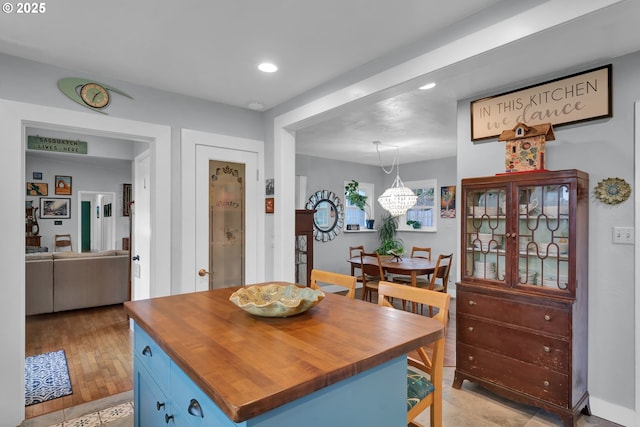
[{"x1": 454, "y1": 169, "x2": 590, "y2": 427}]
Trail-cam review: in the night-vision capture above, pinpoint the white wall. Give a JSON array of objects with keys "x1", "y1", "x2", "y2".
[
  {"x1": 26, "y1": 153, "x2": 132, "y2": 251},
  {"x1": 457, "y1": 53, "x2": 638, "y2": 420}
]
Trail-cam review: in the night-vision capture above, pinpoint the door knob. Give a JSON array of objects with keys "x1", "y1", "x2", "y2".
[
  {"x1": 132, "y1": 255, "x2": 140, "y2": 261},
  {"x1": 198, "y1": 269, "x2": 213, "y2": 277}
]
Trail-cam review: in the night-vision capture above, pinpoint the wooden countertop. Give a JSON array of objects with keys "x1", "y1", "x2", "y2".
[{"x1": 124, "y1": 282, "x2": 444, "y2": 422}]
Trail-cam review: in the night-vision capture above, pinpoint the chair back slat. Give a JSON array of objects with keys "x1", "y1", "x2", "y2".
[{"x1": 310, "y1": 269, "x2": 357, "y2": 299}]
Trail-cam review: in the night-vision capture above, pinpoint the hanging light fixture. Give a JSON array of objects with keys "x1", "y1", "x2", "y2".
[{"x1": 375, "y1": 141, "x2": 418, "y2": 216}]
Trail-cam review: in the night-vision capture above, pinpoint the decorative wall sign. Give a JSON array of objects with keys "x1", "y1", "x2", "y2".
[
  {"x1": 28, "y1": 136, "x2": 87, "y2": 155},
  {"x1": 471, "y1": 64, "x2": 611, "y2": 141},
  {"x1": 594, "y1": 177, "x2": 631, "y2": 205}
]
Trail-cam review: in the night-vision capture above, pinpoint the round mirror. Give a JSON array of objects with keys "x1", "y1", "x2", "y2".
[{"x1": 306, "y1": 190, "x2": 344, "y2": 241}]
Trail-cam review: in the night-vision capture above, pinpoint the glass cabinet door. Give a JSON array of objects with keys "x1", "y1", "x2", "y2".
[
  {"x1": 464, "y1": 186, "x2": 508, "y2": 284},
  {"x1": 515, "y1": 183, "x2": 571, "y2": 293}
]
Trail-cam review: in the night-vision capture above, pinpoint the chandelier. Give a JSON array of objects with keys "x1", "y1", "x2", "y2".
[{"x1": 375, "y1": 141, "x2": 417, "y2": 216}]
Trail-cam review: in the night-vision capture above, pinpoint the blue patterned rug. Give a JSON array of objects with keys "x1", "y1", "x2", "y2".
[{"x1": 25, "y1": 349, "x2": 73, "y2": 406}]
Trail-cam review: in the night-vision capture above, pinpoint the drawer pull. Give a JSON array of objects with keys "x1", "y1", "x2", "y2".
[
  {"x1": 543, "y1": 345, "x2": 550, "y2": 353},
  {"x1": 467, "y1": 326, "x2": 474, "y2": 332},
  {"x1": 468, "y1": 300, "x2": 476, "y2": 306},
  {"x1": 468, "y1": 356, "x2": 474, "y2": 361},
  {"x1": 544, "y1": 314, "x2": 551, "y2": 321},
  {"x1": 165, "y1": 414, "x2": 174, "y2": 424},
  {"x1": 156, "y1": 401, "x2": 165, "y2": 411},
  {"x1": 188, "y1": 399, "x2": 204, "y2": 418},
  {"x1": 142, "y1": 345, "x2": 152, "y2": 357},
  {"x1": 543, "y1": 380, "x2": 550, "y2": 388}
]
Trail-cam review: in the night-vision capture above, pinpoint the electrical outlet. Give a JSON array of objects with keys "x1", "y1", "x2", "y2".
[{"x1": 612, "y1": 226, "x2": 634, "y2": 244}]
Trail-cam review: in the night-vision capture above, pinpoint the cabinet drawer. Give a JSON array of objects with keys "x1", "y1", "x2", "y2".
[
  {"x1": 457, "y1": 291, "x2": 570, "y2": 336},
  {"x1": 457, "y1": 314, "x2": 569, "y2": 371},
  {"x1": 171, "y1": 362, "x2": 236, "y2": 427},
  {"x1": 134, "y1": 324, "x2": 171, "y2": 393},
  {"x1": 457, "y1": 342, "x2": 568, "y2": 407}
]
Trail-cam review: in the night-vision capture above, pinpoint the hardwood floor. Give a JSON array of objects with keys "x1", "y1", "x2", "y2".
[{"x1": 25, "y1": 304, "x2": 133, "y2": 419}]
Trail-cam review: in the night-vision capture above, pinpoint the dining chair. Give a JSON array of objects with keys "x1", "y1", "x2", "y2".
[
  {"x1": 54, "y1": 234, "x2": 73, "y2": 252},
  {"x1": 349, "y1": 245, "x2": 365, "y2": 282},
  {"x1": 393, "y1": 246, "x2": 432, "y2": 286},
  {"x1": 417, "y1": 253, "x2": 453, "y2": 316},
  {"x1": 310, "y1": 269, "x2": 357, "y2": 299},
  {"x1": 360, "y1": 252, "x2": 385, "y2": 302},
  {"x1": 377, "y1": 281, "x2": 450, "y2": 427}
]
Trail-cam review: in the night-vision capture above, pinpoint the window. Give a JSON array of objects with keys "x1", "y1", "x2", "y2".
[
  {"x1": 398, "y1": 179, "x2": 438, "y2": 232},
  {"x1": 344, "y1": 181, "x2": 374, "y2": 229}
]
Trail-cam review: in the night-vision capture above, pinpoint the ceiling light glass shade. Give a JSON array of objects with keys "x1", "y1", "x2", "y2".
[{"x1": 377, "y1": 173, "x2": 418, "y2": 216}]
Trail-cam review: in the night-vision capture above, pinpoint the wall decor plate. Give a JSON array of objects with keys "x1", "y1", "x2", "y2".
[{"x1": 594, "y1": 177, "x2": 631, "y2": 205}]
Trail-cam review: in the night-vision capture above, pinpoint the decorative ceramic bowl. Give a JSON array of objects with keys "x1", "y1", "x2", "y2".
[{"x1": 229, "y1": 284, "x2": 325, "y2": 317}]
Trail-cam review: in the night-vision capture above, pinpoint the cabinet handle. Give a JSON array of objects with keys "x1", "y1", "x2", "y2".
[
  {"x1": 467, "y1": 326, "x2": 474, "y2": 332},
  {"x1": 165, "y1": 414, "x2": 174, "y2": 424},
  {"x1": 544, "y1": 314, "x2": 551, "y2": 321},
  {"x1": 156, "y1": 401, "x2": 165, "y2": 411},
  {"x1": 543, "y1": 380, "x2": 550, "y2": 388},
  {"x1": 188, "y1": 399, "x2": 204, "y2": 417},
  {"x1": 468, "y1": 356, "x2": 474, "y2": 361},
  {"x1": 468, "y1": 300, "x2": 476, "y2": 306},
  {"x1": 142, "y1": 345, "x2": 152, "y2": 357},
  {"x1": 543, "y1": 345, "x2": 550, "y2": 353}
]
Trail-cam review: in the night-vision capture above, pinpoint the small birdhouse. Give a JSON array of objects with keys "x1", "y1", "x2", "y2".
[{"x1": 499, "y1": 122, "x2": 555, "y2": 172}]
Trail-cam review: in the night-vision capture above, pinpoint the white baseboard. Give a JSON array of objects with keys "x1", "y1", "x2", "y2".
[{"x1": 590, "y1": 396, "x2": 636, "y2": 426}]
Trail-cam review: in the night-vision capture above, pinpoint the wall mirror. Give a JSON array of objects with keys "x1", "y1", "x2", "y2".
[{"x1": 306, "y1": 190, "x2": 344, "y2": 241}]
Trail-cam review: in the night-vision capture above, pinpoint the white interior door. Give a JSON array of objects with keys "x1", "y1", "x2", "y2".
[
  {"x1": 132, "y1": 152, "x2": 151, "y2": 300},
  {"x1": 195, "y1": 145, "x2": 258, "y2": 291}
]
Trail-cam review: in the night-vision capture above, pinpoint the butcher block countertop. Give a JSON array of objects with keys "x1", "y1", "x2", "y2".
[{"x1": 124, "y1": 282, "x2": 444, "y2": 422}]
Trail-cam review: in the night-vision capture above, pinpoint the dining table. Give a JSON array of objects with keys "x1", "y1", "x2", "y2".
[{"x1": 348, "y1": 255, "x2": 437, "y2": 288}]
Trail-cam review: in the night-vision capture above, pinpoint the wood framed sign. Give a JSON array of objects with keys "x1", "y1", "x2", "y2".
[{"x1": 471, "y1": 64, "x2": 612, "y2": 141}]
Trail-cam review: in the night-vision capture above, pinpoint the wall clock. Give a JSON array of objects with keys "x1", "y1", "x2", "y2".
[{"x1": 57, "y1": 77, "x2": 133, "y2": 114}]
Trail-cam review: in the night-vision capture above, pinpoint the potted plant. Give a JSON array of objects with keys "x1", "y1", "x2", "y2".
[
  {"x1": 376, "y1": 212, "x2": 404, "y2": 255},
  {"x1": 406, "y1": 220, "x2": 421, "y2": 229},
  {"x1": 345, "y1": 180, "x2": 374, "y2": 229}
]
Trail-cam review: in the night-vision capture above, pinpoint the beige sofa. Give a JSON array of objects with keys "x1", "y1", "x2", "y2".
[{"x1": 25, "y1": 250, "x2": 129, "y2": 315}]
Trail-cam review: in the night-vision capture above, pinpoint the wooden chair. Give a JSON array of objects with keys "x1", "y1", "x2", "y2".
[
  {"x1": 417, "y1": 253, "x2": 453, "y2": 316},
  {"x1": 310, "y1": 269, "x2": 357, "y2": 299},
  {"x1": 360, "y1": 252, "x2": 385, "y2": 302},
  {"x1": 349, "y1": 245, "x2": 365, "y2": 282},
  {"x1": 393, "y1": 246, "x2": 432, "y2": 285},
  {"x1": 377, "y1": 281, "x2": 450, "y2": 427},
  {"x1": 54, "y1": 234, "x2": 73, "y2": 252}
]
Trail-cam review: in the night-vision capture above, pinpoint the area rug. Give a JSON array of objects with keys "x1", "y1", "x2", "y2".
[{"x1": 25, "y1": 349, "x2": 73, "y2": 406}]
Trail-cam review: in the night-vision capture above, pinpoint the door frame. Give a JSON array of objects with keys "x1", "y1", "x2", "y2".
[
  {"x1": 77, "y1": 190, "x2": 117, "y2": 251},
  {"x1": 0, "y1": 99, "x2": 171, "y2": 426},
  {"x1": 180, "y1": 128, "x2": 265, "y2": 295}
]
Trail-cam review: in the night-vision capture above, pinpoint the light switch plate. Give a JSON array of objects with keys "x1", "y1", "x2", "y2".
[{"x1": 613, "y1": 226, "x2": 634, "y2": 244}]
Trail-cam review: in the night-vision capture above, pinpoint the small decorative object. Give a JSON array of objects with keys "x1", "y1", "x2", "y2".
[
  {"x1": 499, "y1": 122, "x2": 555, "y2": 172},
  {"x1": 57, "y1": 77, "x2": 133, "y2": 113},
  {"x1": 388, "y1": 248, "x2": 405, "y2": 262},
  {"x1": 406, "y1": 220, "x2": 421, "y2": 229},
  {"x1": 55, "y1": 175, "x2": 72, "y2": 195},
  {"x1": 229, "y1": 283, "x2": 325, "y2": 317},
  {"x1": 26, "y1": 182, "x2": 48, "y2": 196},
  {"x1": 594, "y1": 177, "x2": 631, "y2": 205}
]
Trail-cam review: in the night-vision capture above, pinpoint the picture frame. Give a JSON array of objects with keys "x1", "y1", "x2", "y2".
[
  {"x1": 32, "y1": 172, "x2": 43, "y2": 180},
  {"x1": 55, "y1": 175, "x2": 72, "y2": 195},
  {"x1": 40, "y1": 197, "x2": 71, "y2": 219},
  {"x1": 26, "y1": 182, "x2": 48, "y2": 196},
  {"x1": 440, "y1": 185, "x2": 456, "y2": 218},
  {"x1": 123, "y1": 183, "x2": 132, "y2": 216},
  {"x1": 265, "y1": 197, "x2": 274, "y2": 214}
]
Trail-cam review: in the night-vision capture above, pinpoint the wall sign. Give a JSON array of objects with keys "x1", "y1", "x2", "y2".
[
  {"x1": 471, "y1": 64, "x2": 612, "y2": 141},
  {"x1": 27, "y1": 136, "x2": 88, "y2": 154}
]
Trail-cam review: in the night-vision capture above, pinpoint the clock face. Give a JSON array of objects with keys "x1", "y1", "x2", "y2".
[{"x1": 80, "y1": 83, "x2": 110, "y2": 108}]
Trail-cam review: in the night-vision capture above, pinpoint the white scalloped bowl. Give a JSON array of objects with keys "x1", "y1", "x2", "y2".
[{"x1": 229, "y1": 284, "x2": 325, "y2": 317}]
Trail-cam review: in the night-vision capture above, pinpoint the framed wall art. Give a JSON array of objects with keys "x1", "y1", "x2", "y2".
[
  {"x1": 123, "y1": 183, "x2": 132, "y2": 216},
  {"x1": 27, "y1": 182, "x2": 48, "y2": 196},
  {"x1": 55, "y1": 175, "x2": 72, "y2": 195},
  {"x1": 40, "y1": 198, "x2": 71, "y2": 219}
]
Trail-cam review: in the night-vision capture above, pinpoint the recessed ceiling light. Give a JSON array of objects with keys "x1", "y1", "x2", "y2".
[
  {"x1": 248, "y1": 101, "x2": 265, "y2": 111},
  {"x1": 258, "y1": 62, "x2": 278, "y2": 73},
  {"x1": 419, "y1": 82, "x2": 436, "y2": 90}
]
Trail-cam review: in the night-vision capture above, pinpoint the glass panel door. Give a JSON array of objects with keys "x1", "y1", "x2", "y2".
[
  {"x1": 209, "y1": 161, "x2": 245, "y2": 289},
  {"x1": 464, "y1": 186, "x2": 508, "y2": 283},
  {"x1": 516, "y1": 183, "x2": 570, "y2": 292}
]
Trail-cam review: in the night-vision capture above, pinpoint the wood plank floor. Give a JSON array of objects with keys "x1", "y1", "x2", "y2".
[{"x1": 25, "y1": 304, "x2": 133, "y2": 420}]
